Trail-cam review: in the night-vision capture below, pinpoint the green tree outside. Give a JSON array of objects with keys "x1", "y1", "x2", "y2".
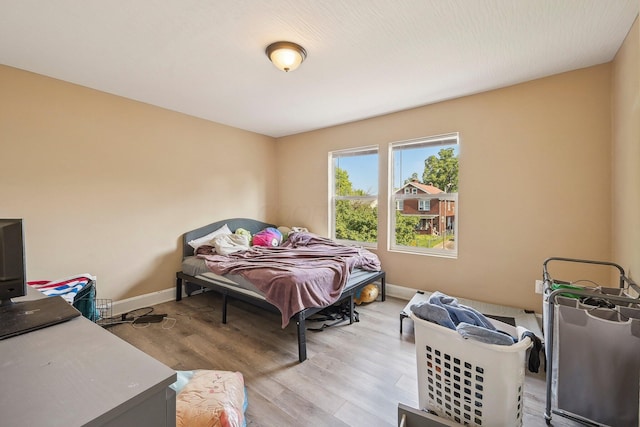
[
  {"x1": 335, "y1": 167, "x2": 376, "y2": 242},
  {"x1": 395, "y1": 212, "x2": 419, "y2": 245},
  {"x1": 335, "y1": 200, "x2": 377, "y2": 242},
  {"x1": 422, "y1": 147, "x2": 458, "y2": 192}
]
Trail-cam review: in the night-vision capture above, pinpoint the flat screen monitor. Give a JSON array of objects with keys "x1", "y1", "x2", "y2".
[
  {"x1": 0, "y1": 219, "x2": 26, "y2": 305},
  {"x1": 0, "y1": 219, "x2": 80, "y2": 339}
]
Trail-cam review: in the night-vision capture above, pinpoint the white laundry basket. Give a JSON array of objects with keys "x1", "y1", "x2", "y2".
[{"x1": 411, "y1": 312, "x2": 532, "y2": 427}]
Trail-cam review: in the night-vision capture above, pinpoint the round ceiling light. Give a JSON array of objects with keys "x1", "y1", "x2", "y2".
[{"x1": 265, "y1": 41, "x2": 307, "y2": 72}]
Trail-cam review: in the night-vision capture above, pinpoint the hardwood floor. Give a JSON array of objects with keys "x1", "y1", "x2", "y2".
[{"x1": 109, "y1": 292, "x2": 582, "y2": 427}]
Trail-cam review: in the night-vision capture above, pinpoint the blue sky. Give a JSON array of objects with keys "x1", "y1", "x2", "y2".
[{"x1": 337, "y1": 145, "x2": 458, "y2": 194}]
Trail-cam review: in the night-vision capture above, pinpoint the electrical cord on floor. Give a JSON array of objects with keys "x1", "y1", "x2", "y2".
[
  {"x1": 97, "y1": 307, "x2": 176, "y2": 329},
  {"x1": 124, "y1": 307, "x2": 177, "y2": 329},
  {"x1": 132, "y1": 316, "x2": 176, "y2": 329},
  {"x1": 121, "y1": 307, "x2": 155, "y2": 322}
]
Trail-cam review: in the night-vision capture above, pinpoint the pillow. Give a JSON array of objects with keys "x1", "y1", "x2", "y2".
[
  {"x1": 252, "y1": 227, "x2": 283, "y2": 247},
  {"x1": 174, "y1": 370, "x2": 246, "y2": 427},
  {"x1": 211, "y1": 234, "x2": 250, "y2": 255},
  {"x1": 187, "y1": 224, "x2": 231, "y2": 250}
]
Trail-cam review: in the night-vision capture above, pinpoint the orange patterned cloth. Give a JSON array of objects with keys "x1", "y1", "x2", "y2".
[{"x1": 175, "y1": 370, "x2": 246, "y2": 427}]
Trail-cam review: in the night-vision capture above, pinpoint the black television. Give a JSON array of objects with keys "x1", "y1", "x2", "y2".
[
  {"x1": 0, "y1": 219, "x2": 26, "y2": 306},
  {"x1": 0, "y1": 218, "x2": 80, "y2": 339}
]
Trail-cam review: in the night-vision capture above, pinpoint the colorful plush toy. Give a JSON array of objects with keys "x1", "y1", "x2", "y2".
[
  {"x1": 252, "y1": 227, "x2": 283, "y2": 247},
  {"x1": 234, "y1": 227, "x2": 251, "y2": 241},
  {"x1": 354, "y1": 284, "x2": 379, "y2": 305}
]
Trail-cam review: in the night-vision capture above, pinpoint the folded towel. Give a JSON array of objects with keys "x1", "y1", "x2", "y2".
[{"x1": 28, "y1": 274, "x2": 95, "y2": 303}]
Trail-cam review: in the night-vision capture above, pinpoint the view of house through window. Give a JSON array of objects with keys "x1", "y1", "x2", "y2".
[
  {"x1": 329, "y1": 135, "x2": 458, "y2": 255},
  {"x1": 390, "y1": 133, "x2": 459, "y2": 257},
  {"x1": 330, "y1": 147, "x2": 378, "y2": 245}
]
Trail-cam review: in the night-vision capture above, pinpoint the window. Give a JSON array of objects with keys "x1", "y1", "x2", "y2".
[
  {"x1": 389, "y1": 133, "x2": 459, "y2": 257},
  {"x1": 330, "y1": 146, "x2": 378, "y2": 246}
]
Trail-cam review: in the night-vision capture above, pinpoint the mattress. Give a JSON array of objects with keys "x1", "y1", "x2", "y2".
[{"x1": 182, "y1": 256, "x2": 380, "y2": 300}]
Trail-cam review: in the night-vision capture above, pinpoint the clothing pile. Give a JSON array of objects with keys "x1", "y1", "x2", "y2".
[
  {"x1": 411, "y1": 291, "x2": 516, "y2": 345},
  {"x1": 28, "y1": 273, "x2": 99, "y2": 321},
  {"x1": 28, "y1": 273, "x2": 96, "y2": 303},
  {"x1": 411, "y1": 291, "x2": 542, "y2": 372}
]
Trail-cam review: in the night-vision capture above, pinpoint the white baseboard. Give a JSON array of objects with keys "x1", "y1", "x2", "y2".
[
  {"x1": 110, "y1": 283, "x2": 416, "y2": 316},
  {"x1": 386, "y1": 283, "x2": 418, "y2": 301},
  {"x1": 111, "y1": 287, "x2": 179, "y2": 317}
]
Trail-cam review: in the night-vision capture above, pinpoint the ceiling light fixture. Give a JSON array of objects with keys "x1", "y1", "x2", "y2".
[{"x1": 265, "y1": 41, "x2": 307, "y2": 72}]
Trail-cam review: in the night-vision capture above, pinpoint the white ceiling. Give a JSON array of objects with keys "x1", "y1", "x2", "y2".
[{"x1": 1, "y1": 1, "x2": 638, "y2": 138}]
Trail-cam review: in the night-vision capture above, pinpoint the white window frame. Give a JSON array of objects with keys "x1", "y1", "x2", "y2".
[
  {"x1": 418, "y1": 199, "x2": 431, "y2": 211},
  {"x1": 329, "y1": 146, "x2": 379, "y2": 248},
  {"x1": 388, "y1": 133, "x2": 459, "y2": 258}
]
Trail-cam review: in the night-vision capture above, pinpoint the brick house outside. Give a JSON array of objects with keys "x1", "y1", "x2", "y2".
[{"x1": 395, "y1": 180, "x2": 456, "y2": 236}]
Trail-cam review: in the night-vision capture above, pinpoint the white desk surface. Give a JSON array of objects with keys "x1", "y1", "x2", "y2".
[{"x1": 0, "y1": 315, "x2": 176, "y2": 426}]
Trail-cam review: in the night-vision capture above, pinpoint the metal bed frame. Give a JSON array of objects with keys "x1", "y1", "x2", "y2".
[{"x1": 175, "y1": 218, "x2": 386, "y2": 363}]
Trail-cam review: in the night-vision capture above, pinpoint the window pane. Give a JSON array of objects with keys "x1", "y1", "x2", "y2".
[
  {"x1": 390, "y1": 134, "x2": 459, "y2": 256},
  {"x1": 418, "y1": 200, "x2": 430, "y2": 211},
  {"x1": 334, "y1": 152, "x2": 378, "y2": 196},
  {"x1": 331, "y1": 148, "x2": 378, "y2": 244},
  {"x1": 335, "y1": 199, "x2": 378, "y2": 243}
]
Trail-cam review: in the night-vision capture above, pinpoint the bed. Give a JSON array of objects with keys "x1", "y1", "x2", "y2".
[{"x1": 175, "y1": 218, "x2": 386, "y2": 362}]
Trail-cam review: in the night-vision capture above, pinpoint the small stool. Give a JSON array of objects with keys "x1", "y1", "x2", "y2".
[{"x1": 400, "y1": 291, "x2": 429, "y2": 333}]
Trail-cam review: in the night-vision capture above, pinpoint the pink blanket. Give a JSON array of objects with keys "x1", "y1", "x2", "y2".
[{"x1": 200, "y1": 232, "x2": 381, "y2": 327}]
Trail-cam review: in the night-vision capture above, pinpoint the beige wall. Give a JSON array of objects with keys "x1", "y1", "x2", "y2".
[
  {"x1": 3, "y1": 21, "x2": 637, "y2": 312},
  {"x1": 0, "y1": 65, "x2": 278, "y2": 300},
  {"x1": 276, "y1": 65, "x2": 614, "y2": 312},
  {"x1": 611, "y1": 17, "x2": 640, "y2": 285}
]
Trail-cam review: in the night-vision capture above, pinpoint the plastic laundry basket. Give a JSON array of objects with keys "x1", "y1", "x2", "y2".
[{"x1": 411, "y1": 312, "x2": 532, "y2": 427}]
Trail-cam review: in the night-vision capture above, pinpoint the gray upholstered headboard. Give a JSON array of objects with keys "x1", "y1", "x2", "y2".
[{"x1": 182, "y1": 218, "x2": 277, "y2": 258}]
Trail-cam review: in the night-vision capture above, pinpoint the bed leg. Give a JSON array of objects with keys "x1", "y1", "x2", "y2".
[
  {"x1": 349, "y1": 295, "x2": 355, "y2": 324},
  {"x1": 222, "y1": 294, "x2": 228, "y2": 324},
  {"x1": 380, "y1": 274, "x2": 386, "y2": 301},
  {"x1": 297, "y1": 316, "x2": 307, "y2": 362},
  {"x1": 176, "y1": 275, "x2": 183, "y2": 302}
]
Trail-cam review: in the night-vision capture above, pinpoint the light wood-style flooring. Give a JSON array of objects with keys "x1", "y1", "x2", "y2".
[{"x1": 109, "y1": 292, "x2": 582, "y2": 427}]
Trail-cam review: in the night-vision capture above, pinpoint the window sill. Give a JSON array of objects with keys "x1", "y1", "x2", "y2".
[{"x1": 388, "y1": 246, "x2": 457, "y2": 259}]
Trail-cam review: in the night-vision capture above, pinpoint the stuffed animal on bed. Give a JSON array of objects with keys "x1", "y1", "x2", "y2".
[
  {"x1": 252, "y1": 227, "x2": 283, "y2": 247},
  {"x1": 354, "y1": 284, "x2": 379, "y2": 305},
  {"x1": 234, "y1": 227, "x2": 251, "y2": 241}
]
